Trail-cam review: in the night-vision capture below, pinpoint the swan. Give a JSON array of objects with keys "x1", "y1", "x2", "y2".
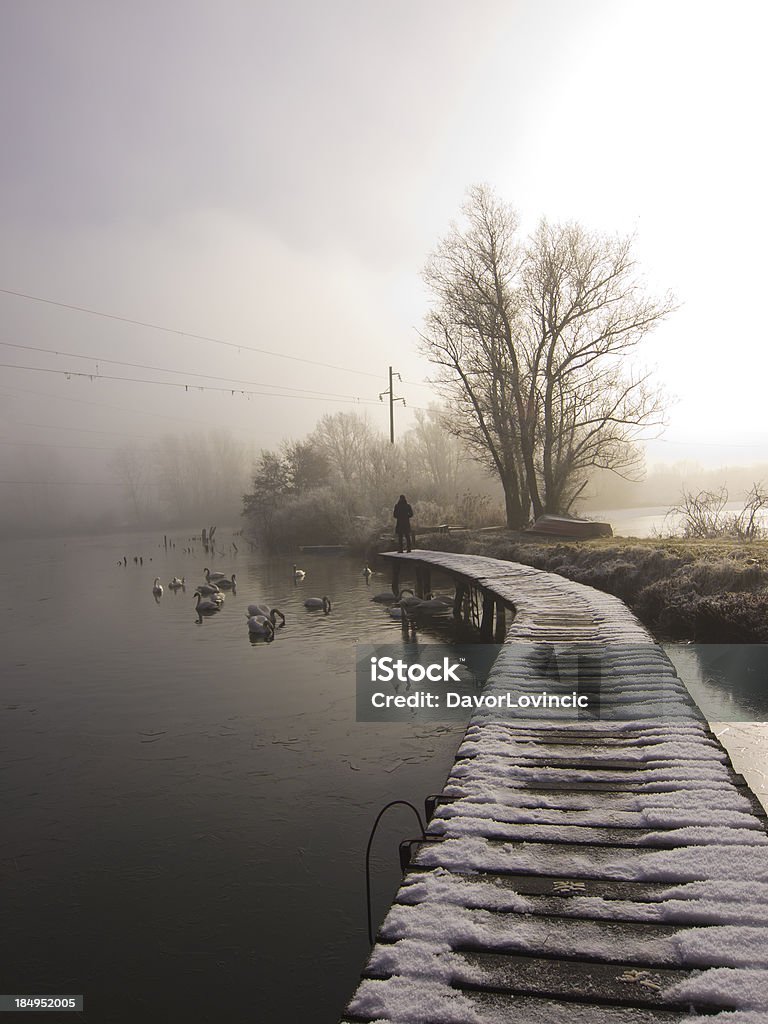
[
  {"x1": 194, "y1": 590, "x2": 221, "y2": 614},
  {"x1": 304, "y1": 596, "x2": 331, "y2": 613},
  {"x1": 197, "y1": 581, "x2": 221, "y2": 596},
  {"x1": 245, "y1": 605, "x2": 285, "y2": 627},
  {"x1": 292, "y1": 564, "x2": 306, "y2": 580},
  {"x1": 215, "y1": 574, "x2": 237, "y2": 590},
  {"x1": 246, "y1": 602, "x2": 270, "y2": 618},
  {"x1": 152, "y1": 577, "x2": 163, "y2": 596},
  {"x1": 413, "y1": 596, "x2": 453, "y2": 614},
  {"x1": 363, "y1": 564, "x2": 374, "y2": 579},
  {"x1": 247, "y1": 614, "x2": 275, "y2": 638},
  {"x1": 371, "y1": 591, "x2": 399, "y2": 604},
  {"x1": 209, "y1": 591, "x2": 225, "y2": 605},
  {"x1": 168, "y1": 577, "x2": 185, "y2": 589},
  {"x1": 204, "y1": 568, "x2": 227, "y2": 582}
]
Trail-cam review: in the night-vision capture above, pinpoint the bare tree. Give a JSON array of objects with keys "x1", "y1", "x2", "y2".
[
  {"x1": 311, "y1": 412, "x2": 372, "y2": 488},
  {"x1": 403, "y1": 406, "x2": 463, "y2": 506},
  {"x1": 421, "y1": 186, "x2": 675, "y2": 528},
  {"x1": 669, "y1": 483, "x2": 768, "y2": 539}
]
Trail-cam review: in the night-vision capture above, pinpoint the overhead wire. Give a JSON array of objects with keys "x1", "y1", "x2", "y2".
[
  {"x1": 0, "y1": 361, "x2": 383, "y2": 405},
  {"x1": 0, "y1": 339, "x2": 377, "y2": 401},
  {"x1": 0, "y1": 286, "x2": 386, "y2": 379}
]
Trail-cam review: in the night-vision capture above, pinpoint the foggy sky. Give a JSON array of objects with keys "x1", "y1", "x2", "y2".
[{"x1": 1, "y1": 0, "x2": 767, "y2": 525}]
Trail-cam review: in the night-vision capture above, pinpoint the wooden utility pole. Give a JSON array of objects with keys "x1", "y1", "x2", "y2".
[{"x1": 379, "y1": 366, "x2": 406, "y2": 444}]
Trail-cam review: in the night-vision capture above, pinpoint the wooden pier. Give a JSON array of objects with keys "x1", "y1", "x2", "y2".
[{"x1": 342, "y1": 552, "x2": 768, "y2": 1023}]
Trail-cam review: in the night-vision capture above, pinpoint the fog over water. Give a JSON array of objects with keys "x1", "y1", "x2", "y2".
[
  {"x1": 3, "y1": 5, "x2": 768, "y2": 1020},
  {"x1": 2, "y1": 2, "x2": 768, "y2": 536}
]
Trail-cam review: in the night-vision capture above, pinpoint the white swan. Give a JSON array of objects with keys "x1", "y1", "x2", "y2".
[
  {"x1": 413, "y1": 596, "x2": 453, "y2": 615},
  {"x1": 209, "y1": 591, "x2": 225, "y2": 605},
  {"x1": 293, "y1": 564, "x2": 306, "y2": 580},
  {"x1": 247, "y1": 614, "x2": 275, "y2": 638},
  {"x1": 204, "y1": 567, "x2": 227, "y2": 582},
  {"x1": 371, "y1": 591, "x2": 398, "y2": 604},
  {"x1": 246, "y1": 603, "x2": 270, "y2": 618},
  {"x1": 194, "y1": 590, "x2": 221, "y2": 614},
  {"x1": 168, "y1": 576, "x2": 185, "y2": 589},
  {"x1": 216, "y1": 574, "x2": 237, "y2": 590},
  {"x1": 363, "y1": 564, "x2": 374, "y2": 579},
  {"x1": 197, "y1": 581, "x2": 221, "y2": 596},
  {"x1": 152, "y1": 577, "x2": 163, "y2": 596},
  {"x1": 245, "y1": 605, "x2": 285, "y2": 627},
  {"x1": 304, "y1": 596, "x2": 331, "y2": 613}
]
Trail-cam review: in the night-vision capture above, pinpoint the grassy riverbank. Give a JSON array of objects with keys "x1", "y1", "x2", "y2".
[{"x1": 409, "y1": 532, "x2": 768, "y2": 643}]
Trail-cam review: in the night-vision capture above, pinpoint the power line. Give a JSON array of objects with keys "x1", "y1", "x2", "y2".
[
  {"x1": 0, "y1": 362, "x2": 383, "y2": 405},
  {"x1": 0, "y1": 286, "x2": 385, "y2": 380},
  {"x1": 0, "y1": 381, "x2": 239, "y2": 427},
  {"x1": 0, "y1": 340, "x2": 376, "y2": 402}
]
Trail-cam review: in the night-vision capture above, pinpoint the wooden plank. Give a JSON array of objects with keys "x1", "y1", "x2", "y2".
[{"x1": 342, "y1": 553, "x2": 768, "y2": 1023}]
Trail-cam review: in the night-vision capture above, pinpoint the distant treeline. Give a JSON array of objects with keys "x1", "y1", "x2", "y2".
[{"x1": 242, "y1": 408, "x2": 504, "y2": 549}]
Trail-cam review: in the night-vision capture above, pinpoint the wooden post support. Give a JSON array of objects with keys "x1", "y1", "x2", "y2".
[
  {"x1": 415, "y1": 566, "x2": 425, "y2": 599},
  {"x1": 494, "y1": 601, "x2": 506, "y2": 642},
  {"x1": 453, "y1": 582, "x2": 467, "y2": 618},
  {"x1": 392, "y1": 562, "x2": 401, "y2": 596},
  {"x1": 480, "y1": 592, "x2": 495, "y2": 640}
]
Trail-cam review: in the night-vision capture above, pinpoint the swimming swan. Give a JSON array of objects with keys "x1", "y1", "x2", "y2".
[
  {"x1": 293, "y1": 564, "x2": 306, "y2": 580},
  {"x1": 413, "y1": 596, "x2": 453, "y2": 614},
  {"x1": 204, "y1": 568, "x2": 227, "y2": 582},
  {"x1": 247, "y1": 614, "x2": 275, "y2": 638},
  {"x1": 246, "y1": 602, "x2": 270, "y2": 618},
  {"x1": 152, "y1": 577, "x2": 163, "y2": 596},
  {"x1": 304, "y1": 596, "x2": 331, "y2": 613},
  {"x1": 245, "y1": 605, "x2": 285, "y2": 627},
  {"x1": 194, "y1": 590, "x2": 221, "y2": 614},
  {"x1": 215, "y1": 574, "x2": 237, "y2": 590}
]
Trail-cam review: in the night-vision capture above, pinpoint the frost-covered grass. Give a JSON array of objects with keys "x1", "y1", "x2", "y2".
[{"x1": 418, "y1": 533, "x2": 768, "y2": 642}]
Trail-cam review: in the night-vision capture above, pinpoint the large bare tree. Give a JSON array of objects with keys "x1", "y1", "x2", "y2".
[{"x1": 421, "y1": 186, "x2": 675, "y2": 528}]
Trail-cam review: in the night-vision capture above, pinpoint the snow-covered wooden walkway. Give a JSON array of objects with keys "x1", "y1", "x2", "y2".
[{"x1": 342, "y1": 552, "x2": 768, "y2": 1023}]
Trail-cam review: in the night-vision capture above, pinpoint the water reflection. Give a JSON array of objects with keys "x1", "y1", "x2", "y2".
[
  {"x1": 248, "y1": 628, "x2": 274, "y2": 645},
  {"x1": 664, "y1": 643, "x2": 768, "y2": 720},
  {"x1": 0, "y1": 534, "x2": 481, "y2": 1024}
]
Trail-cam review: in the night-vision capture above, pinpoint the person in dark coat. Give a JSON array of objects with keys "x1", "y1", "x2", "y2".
[{"x1": 393, "y1": 494, "x2": 414, "y2": 553}]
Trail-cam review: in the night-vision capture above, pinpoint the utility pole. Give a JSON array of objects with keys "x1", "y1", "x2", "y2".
[{"x1": 379, "y1": 366, "x2": 406, "y2": 444}]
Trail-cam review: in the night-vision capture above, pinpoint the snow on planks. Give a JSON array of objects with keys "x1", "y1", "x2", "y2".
[{"x1": 342, "y1": 552, "x2": 768, "y2": 1023}]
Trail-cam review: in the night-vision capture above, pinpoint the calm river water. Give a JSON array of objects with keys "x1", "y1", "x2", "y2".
[
  {"x1": 0, "y1": 531, "x2": 473, "y2": 1024},
  {"x1": 4, "y1": 529, "x2": 768, "y2": 1024}
]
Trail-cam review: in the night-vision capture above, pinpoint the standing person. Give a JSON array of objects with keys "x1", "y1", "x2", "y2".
[{"x1": 393, "y1": 494, "x2": 414, "y2": 553}]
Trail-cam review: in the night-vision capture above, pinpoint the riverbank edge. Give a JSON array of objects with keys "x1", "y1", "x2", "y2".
[{"x1": 370, "y1": 531, "x2": 768, "y2": 644}]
